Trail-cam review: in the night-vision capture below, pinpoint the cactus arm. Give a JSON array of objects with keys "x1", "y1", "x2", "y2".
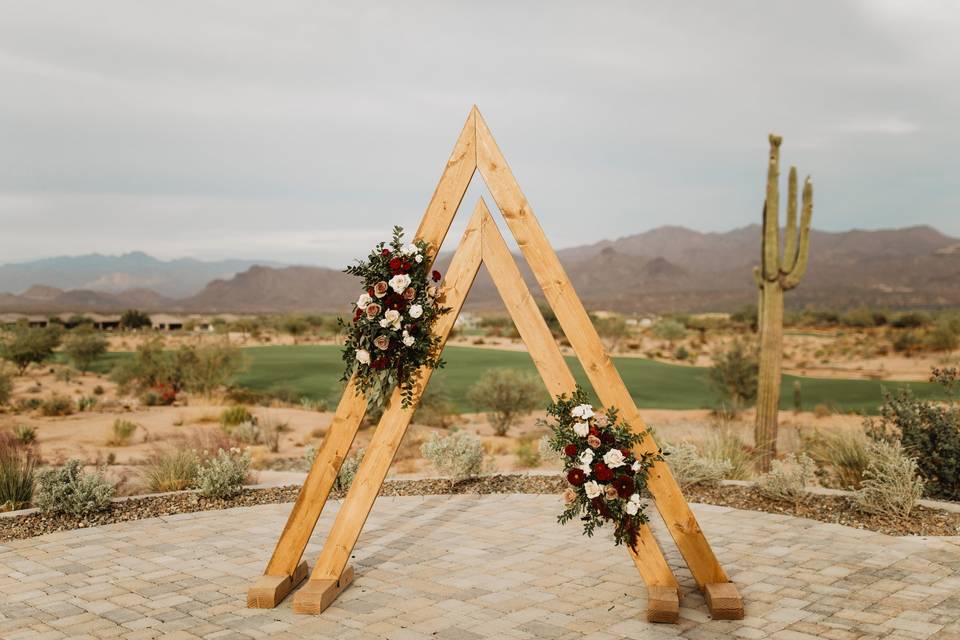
[
  {"x1": 752, "y1": 265, "x2": 763, "y2": 288},
  {"x1": 782, "y1": 166, "x2": 799, "y2": 273},
  {"x1": 761, "y1": 135, "x2": 782, "y2": 281},
  {"x1": 783, "y1": 176, "x2": 812, "y2": 290}
]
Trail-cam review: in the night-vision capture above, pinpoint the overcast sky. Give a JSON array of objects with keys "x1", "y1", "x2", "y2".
[{"x1": 1, "y1": 1, "x2": 958, "y2": 267}]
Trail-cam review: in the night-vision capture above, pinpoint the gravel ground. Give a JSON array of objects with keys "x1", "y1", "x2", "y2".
[{"x1": 2, "y1": 474, "x2": 956, "y2": 542}]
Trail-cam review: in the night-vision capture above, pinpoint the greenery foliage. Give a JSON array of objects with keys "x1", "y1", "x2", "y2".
[
  {"x1": 1, "y1": 326, "x2": 62, "y2": 374},
  {"x1": 708, "y1": 341, "x2": 759, "y2": 414},
  {"x1": 467, "y1": 369, "x2": 542, "y2": 436},
  {"x1": 120, "y1": 309, "x2": 152, "y2": 330},
  {"x1": 64, "y1": 326, "x2": 109, "y2": 372}
]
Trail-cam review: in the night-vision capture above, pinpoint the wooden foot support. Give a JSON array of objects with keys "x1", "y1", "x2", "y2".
[
  {"x1": 292, "y1": 565, "x2": 355, "y2": 614},
  {"x1": 246, "y1": 560, "x2": 309, "y2": 608},
  {"x1": 704, "y1": 582, "x2": 744, "y2": 620},
  {"x1": 646, "y1": 586, "x2": 680, "y2": 624}
]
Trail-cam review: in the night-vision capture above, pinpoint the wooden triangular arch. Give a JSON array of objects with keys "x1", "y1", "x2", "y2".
[{"x1": 247, "y1": 107, "x2": 743, "y2": 623}]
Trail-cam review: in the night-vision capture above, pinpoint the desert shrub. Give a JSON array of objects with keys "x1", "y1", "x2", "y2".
[
  {"x1": 757, "y1": 453, "x2": 815, "y2": 504},
  {"x1": 76, "y1": 396, "x2": 97, "y2": 412},
  {"x1": 420, "y1": 432, "x2": 485, "y2": 483},
  {"x1": 413, "y1": 382, "x2": 456, "y2": 428},
  {"x1": 107, "y1": 419, "x2": 138, "y2": 446},
  {"x1": 260, "y1": 416, "x2": 289, "y2": 453},
  {"x1": 15, "y1": 398, "x2": 41, "y2": 412},
  {"x1": 120, "y1": 309, "x2": 152, "y2": 330},
  {"x1": 220, "y1": 405, "x2": 253, "y2": 430},
  {"x1": 64, "y1": 326, "x2": 109, "y2": 372},
  {"x1": 730, "y1": 305, "x2": 758, "y2": 331},
  {"x1": 467, "y1": 369, "x2": 542, "y2": 436},
  {"x1": 0, "y1": 431, "x2": 36, "y2": 510},
  {"x1": 34, "y1": 459, "x2": 114, "y2": 516},
  {"x1": 197, "y1": 448, "x2": 250, "y2": 499},
  {"x1": 537, "y1": 435, "x2": 562, "y2": 464},
  {"x1": 111, "y1": 338, "x2": 246, "y2": 397},
  {"x1": 803, "y1": 430, "x2": 870, "y2": 489},
  {"x1": 813, "y1": 403, "x2": 832, "y2": 418},
  {"x1": 1, "y1": 326, "x2": 62, "y2": 374},
  {"x1": 225, "y1": 386, "x2": 267, "y2": 405},
  {"x1": 267, "y1": 385, "x2": 300, "y2": 405},
  {"x1": 514, "y1": 439, "x2": 541, "y2": 468},
  {"x1": 674, "y1": 345, "x2": 690, "y2": 361},
  {"x1": 54, "y1": 367, "x2": 75, "y2": 383},
  {"x1": 651, "y1": 319, "x2": 686, "y2": 342},
  {"x1": 594, "y1": 316, "x2": 629, "y2": 349},
  {"x1": 793, "y1": 380, "x2": 802, "y2": 413},
  {"x1": 708, "y1": 341, "x2": 758, "y2": 415},
  {"x1": 230, "y1": 421, "x2": 262, "y2": 445},
  {"x1": 864, "y1": 367, "x2": 960, "y2": 500},
  {"x1": 890, "y1": 311, "x2": 929, "y2": 329},
  {"x1": 13, "y1": 424, "x2": 36, "y2": 445},
  {"x1": 853, "y1": 440, "x2": 924, "y2": 519},
  {"x1": 701, "y1": 430, "x2": 755, "y2": 480},
  {"x1": 0, "y1": 367, "x2": 12, "y2": 405},
  {"x1": 143, "y1": 450, "x2": 199, "y2": 492},
  {"x1": 40, "y1": 394, "x2": 74, "y2": 417},
  {"x1": 300, "y1": 397, "x2": 328, "y2": 412},
  {"x1": 333, "y1": 448, "x2": 364, "y2": 492},
  {"x1": 840, "y1": 307, "x2": 880, "y2": 328},
  {"x1": 925, "y1": 318, "x2": 959, "y2": 352},
  {"x1": 892, "y1": 331, "x2": 922, "y2": 354},
  {"x1": 92, "y1": 385, "x2": 105, "y2": 396},
  {"x1": 180, "y1": 341, "x2": 249, "y2": 397},
  {"x1": 663, "y1": 442, "x2": 732, "y2": 489}
]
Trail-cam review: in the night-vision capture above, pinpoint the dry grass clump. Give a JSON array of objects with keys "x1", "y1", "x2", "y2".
[
  {"x1": 663, "y1": 441, "x2": 732, "y2": 489},
  {"x1": 142, "y1": 449, "x2": 200, "y2": 493},
  {"x1": 803, "y1": 430, "x2": 870, "y2": 489},
  {"x1": 106, "y1": 419, "x2": 138, "y2": 447},
  {"x1": 0, "y1": 429, "x2": 37, "y2": 511},
  {"x1": 700, "y1": 430, "x2": 755, "y2": 480},
  {"x1": 757, "y1": 453, "x2": 816, "y2": 505},
  {"x1": 853, "y1": 440, "x2": 924, "y2": 519}
]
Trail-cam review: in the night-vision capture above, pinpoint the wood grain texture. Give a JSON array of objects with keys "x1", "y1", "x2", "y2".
[
  {"x1": 704, "y1": 581, "x2": 745, "y2": 620},
  {"x1": 247, "y1": 560, "x2": 308, "y2": 608},
  {"x1": 646, "y1": 586, "x2": 680, "y2": 624},
  {"x1": 474, "y1": 108, "x2": 730, "y2": 588},
  {"x1": 292, "y1": 565, "x2": 355, "y2": 615},
  {"x1": 307, "y1": 204, "x2": 484, "y2": 584}
]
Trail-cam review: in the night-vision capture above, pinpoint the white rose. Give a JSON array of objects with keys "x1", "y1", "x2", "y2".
[
  {"x1": 584, "y1": 481, "x2": 602, "y2": 499},
  {"x1": 356, "y1": 293, "x2": 372, "y2": 310},
  {"x1": 380, "y1": 309, "x2": 402, "y2": 331},
  {"x1": 570, "y1": 405, "x2": 584, "y2": 418},
  {"x1": 402, "y1": 243, "x2": 419, "y2": 256},
  {"x1": 415, "y1": 255, "x2": 423, "y2": 263},
  {"x1": 603, "y1": 449, "x2": 626, "y2": 469},
  {"x1": 389, "y1": 274, "x2": 412, "y2": 293},
  {"x1": 579, "y1": 463, "x2": 592, "y2": 476},
  {"x1": 408, "y1": 304, "x2": 423, "y2": 319},
  {"x1": 578, "y1": 404, "x2": 595, "y2": 419},
  {"x1": 625, "y1": 494, "x2": 642, "y2": 515},
  {"x1": 355, "y1": 349, "x2": 370, "y2": 365},
  {"x1": 402, "y1": 330, "x2": 415, "y2": 347},
  {"x1": 573, "y1": 421, "x2": 589, "y2": 437},
  {"x1": 578, "y1": 449, "x2": 594, "y2": 465},
  {"x1": 631, "y1": 460, "x2": 643, "y2": 472}
]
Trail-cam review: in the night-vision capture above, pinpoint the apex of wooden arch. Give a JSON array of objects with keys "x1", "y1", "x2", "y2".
[{"x1": 247, "y1": 107, "x2": 743, "y2": 624}]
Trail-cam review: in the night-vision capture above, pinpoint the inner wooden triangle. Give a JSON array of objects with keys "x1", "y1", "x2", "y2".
[{"x1": 246, "y1": 106, "x2": 743, "y2": 623}]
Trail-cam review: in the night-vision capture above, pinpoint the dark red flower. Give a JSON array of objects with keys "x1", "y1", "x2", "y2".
[
  {"x1": 389, "y1": 257, "x2": 403, "y2": 271},
  {"x1": 432, "y1": 270, "x2": 441, "y2": 281},
  {"x1": 371, "y1": 356, "x2": 389, "y2": 370},
  {"x1": 567, "y1": 468, "x2": 586, "y2": 486},
  {"x1": 401, "y1": 261, "x2": 411, "y2": 271},
  {"x1": 564, "y1": 444, "x2": 578, "y2": 457},
  {"x1": 589, "y1": 426, "x2": 599, "y2": 437},
  {"x1": 384, "y1": 293, "x2": 406, "y2": 311},
  {"x1": 612, "y1": 475, "x2": 634, "y2": 499},
  {"x1": 591, "y1": 496, "x2": 613, "y2": 520},
  {"x1": 381, "y1": 248, "x2": 391, "y2": 256},
  {"x1": 353, "y1": 308, "x2": 362, "y2": 322},
  {"x1": 600, "y1": 431, "x2": 615, "y2": 445},
  {"x1": 621, "y1": 448, "x2": 632, "y2": 458},
  {"x1": 594, "y1": 462, "x2": 613, "y2": 482}
]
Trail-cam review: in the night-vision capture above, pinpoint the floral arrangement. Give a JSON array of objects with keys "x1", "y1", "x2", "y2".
[
  {"x1": 544, "y1": 387, "x2": 662, "y2": 549},
  {"x1": 340, "y1": 226, "x2": 448, "y2": 408}
]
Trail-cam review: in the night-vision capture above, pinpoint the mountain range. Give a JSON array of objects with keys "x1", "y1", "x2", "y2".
[{"x1": 2, "y1": 224, "x2": 959, "y2": 314}]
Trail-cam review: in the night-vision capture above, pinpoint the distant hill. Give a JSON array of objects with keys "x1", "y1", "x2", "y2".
[
  {"x1": 0, "y1": 251, "x2": 283, "y2": 298},
  {"x1": 2, "y1": 225, "x2": 959, "y2": 314}
]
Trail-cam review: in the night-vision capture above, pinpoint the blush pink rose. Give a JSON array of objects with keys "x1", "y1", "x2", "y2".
[
  {"x1": 562, "y1": 488, "x2": 577, "y2": 504},
  {"x1": 365, "y1": 303, "x2": 382, "y2": 319},
  {"x1": 403, "y1": 287, "x2": 416, "y2": 301},
  {"x1": 587, "y1": 435, "x2": 601, "y2": 449},
  {"x1": 373, "y1": 334, "x2": 390, "y2": 350},
  {"x1": 373, "y1": 281, "x2": 389, "y2": 298}
]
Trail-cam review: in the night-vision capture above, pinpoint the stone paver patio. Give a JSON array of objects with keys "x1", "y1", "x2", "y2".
[{"x1": 1, "y1": 494, "x2": 958, "y2": 639}]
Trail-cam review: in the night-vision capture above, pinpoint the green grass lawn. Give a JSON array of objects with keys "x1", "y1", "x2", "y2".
[
  {"x1": 81, "y1": 344, "x2": 947, "y2": 414},
  {"x1": 225, "y1": 344, "x2": 946, "y2": 414}
]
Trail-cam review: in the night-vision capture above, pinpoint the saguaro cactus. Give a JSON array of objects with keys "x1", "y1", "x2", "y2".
[{"x1": 753, "y1": 134, "x2": 813, "y2": 471}]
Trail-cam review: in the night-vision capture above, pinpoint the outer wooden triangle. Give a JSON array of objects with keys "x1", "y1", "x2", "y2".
[{"x1": 247, "y1": 108, "x2": 742, "y2": 623}]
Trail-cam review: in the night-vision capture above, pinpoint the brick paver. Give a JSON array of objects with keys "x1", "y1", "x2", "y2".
[{"x1": 1, "y1": 495, "x2": 957, "y2": 638}]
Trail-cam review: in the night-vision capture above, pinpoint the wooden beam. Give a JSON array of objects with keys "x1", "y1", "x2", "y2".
[
  {"x1": 475, "y1": 108, "x2": 741, "y2": 617},
  {"x1": 248, "y1": 107, "x2": 480, "y2": 609},
  {"x1": 292, "y1": 203, "x2": 484, "y2": 613},
  {"x1": 480, "y1": 200, "x2": 679, "y2": 622}
]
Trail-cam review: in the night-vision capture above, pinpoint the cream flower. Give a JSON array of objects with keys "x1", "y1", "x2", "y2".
[
  {"x1": 408, "y1": 304, "x2": 423, "y2": 319},
  {"x1": 389, "y1": 273, "x2": 411, "y2": 293},
  {"x1": 604, "y1": 485, "x2": 619, "y2": 500},
  {"x1": 583, "y1": 481, "x2": 602, "y2": 499},
  {"x1": 373, "y1": 281, "x2": 389, "y2": 298},
  {"x1": 373, "y1": 335, "x2": 390, "y2": 350},
  {"x1": 401, "y1": 243, "x2": 419, "y2": 256},
  {"x1": 603, "y1": 449, "x2": 626, "y2": 469},
  {"x1": 402, "y1": 330, "x2": 415, "y2": 347},
  {"x1": 578, "y1": 449, "x2": 594, "y2": 465},
  {"x1": 571, "y1": 404, "x2": 595, "y2": 419},
  {"x1": 625, "y1": 493, "x2": 642, "y2": 515},
  {"x1": 355, "y1": 349, "x2": 370, "y2": 365},
  {"x1": 578, "y1": 463, "x2": 592, "y2": 476},
  {"x1": 356, "y1": 292, "x2": 372, "y2": 310},
  {"x1": 573, "y1": 421, "x2": 590, "y2": 437},
  {"x1": 562, "y1": 488, "x2": 577, "y2": 504},
  {"x1": 631, "y1": 460, "x2": 643, "y2": 473},
  {"x1": 415, "y1": 255, "x2": 423, "y2": 263},
  {"x1": 379, "y1": 309, "x2": 402, "y2": 331}
]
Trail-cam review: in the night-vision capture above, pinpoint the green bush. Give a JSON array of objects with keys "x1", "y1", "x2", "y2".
[
  {"x1": 708, "y1": 341, "x2": 758, "y2": 415},
  {"x1": 890, "y1": 311, "x2": 929, "y2": 329},
  {"x1": 420, "y1": 432, "x2": 485, "y2": 483},
  {"x1": 220, "y1": 405, "x2": 253, "y2": 430},
  {"x1": 1, "y1": 326, "x2": 62, "y2": 374},
  {"x1": 13, "y1": 424, "x2": 36, "y2": 445},
  {"x1": 925, "y1": 318, "x2": 959, "y2": 352},
  {"x1": 143, "y1": 450, "x2": 199, "y2": 492},
  {"x1": 674, "y1": 345, "x2": 690, "y2": 361},
  {"x1": 864, "y1": 367, "x2": 960, "y2": 500},
  {"x1": 34, "y1": 459, "x2": 114, "y2": 516},
  {"x1": 197, "y1": 449, "x2": 250, "y2": 499},
  {"x1": 0, "y1": 430, "x2": 36, "y2": 511},
  {"x1": 111, "y1": 338, "x2": 247, "y2": 397},
  {"x1": 0, "y1": 366, "x2": 13, "y2": 405},
  {"x1": 64, "y1": 326, "x2": 109, "y2": 372},
  {"x1": 120, "y1": 309, "x2": 152, "y2": 330},
  {"x1": 853, "y1": 440, "x2": 923, "y2": 519},
  {"x1": 514, "y1": 439, "x2": 542, "y2": 468},
  {"x1": 40, "y1": 394, "x2": 74, "y2": 417},
  {"x1": 467, "y1": 369, "x2": 541, "y2": 436},
  {"x1": 413, "y1": 382, "x2": 456, "y2": 428},
  {"x1": 77, "y1": 396, "x2": 97, "y2": 412},
  {"x1": 651, "y1": 319, "x2": 686, "y2": 342},
  {"x1": 107, "y1": 419, "x2": 138, "y2": 446}
]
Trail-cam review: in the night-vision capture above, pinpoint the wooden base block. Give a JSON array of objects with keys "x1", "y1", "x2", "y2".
[
  {"x1": 704, "y1": 582, "x2": 744, "y2": 620},
  {"x1": 247, "y1": 560, "x2": 309, "y2": 608},
  {"x1": 646, "y1": 585, "x2": 680, "y2": 624},
  {"x1": 292, "y1": 565, "x2": 355, "y2": 615}
]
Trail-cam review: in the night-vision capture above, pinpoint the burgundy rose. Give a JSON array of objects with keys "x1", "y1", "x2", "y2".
[
  {"x1": 403, "y1": 287, "x2": 416, "y2": 301},
  {"x1": 612, "y1": 475, "x2": 633, "y2": 499},
  {"x1": 600, "y1": 431, "x2": 615, "y2": 445},
  {"x1": 594, "y1": 462, "x2": 613, "y2": 482},
  {"x1": 401, "y1": 261, "x2": 411, "y2": 271},
  {"x1": 365, "y1": 303, "x2": 382, "y2": 319},
  {"x1": 367, "y1": 286, "x2": 375, "y2": 297},
  {"x1": 353, "y1": 308, "x2": 362, "y2": 323},
  {"x1": 373, "y1": 335, "x2": 390, "y2": 350},
  {"x1": 567, "y1": 468, "x2": 586, "y2": 486},
  {"x1": 373, "y1": 281, "x2": 389, "y2": 298},
  {"x1": 589, "y1": 426, "x2": 599, "y2": 437},
  {"x1": 563, "y1": 443, "x2": 577, "y2": 457},
  {"x1": 621, "y1": 448, "x2": 632, "y2": 458},
  {"x1": 371, "y1": 356, "x2": 389, "y2": 370},
  {"x1": 381, "y1": 248, "x2": 391, "y2": 256},
  {"x1": 385, "y1": 293, "x2": 406, "y2": 311},
  {"x1": 389, "y1": 257, "x2": 403, "y2": 271},
  {"x1": 432, "y1": 270, "x2": 441, "y2": 282},
  {"x1": 591, "y1": 496, "x2": 613, "y2": 520}
]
